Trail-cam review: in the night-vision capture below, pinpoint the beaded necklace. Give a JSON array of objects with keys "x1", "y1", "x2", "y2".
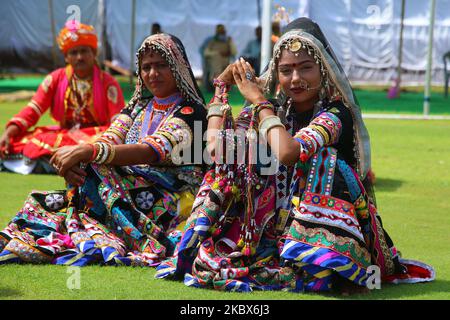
[
  {"x1": 141, "y1": 92, "x2": 182, "y2": 138},
  {"x1": 70, "y1": 74, "x2": 93, "y2": 126}
]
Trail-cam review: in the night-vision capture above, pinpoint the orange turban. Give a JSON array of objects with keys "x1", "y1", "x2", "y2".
[{"x1": 57, "y1": 20, "x2": 98, "y2": 54}]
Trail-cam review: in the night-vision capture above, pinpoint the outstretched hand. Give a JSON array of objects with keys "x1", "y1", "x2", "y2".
[{"x1": 232, "y1": 58, "x2": 266, "y2": 105}]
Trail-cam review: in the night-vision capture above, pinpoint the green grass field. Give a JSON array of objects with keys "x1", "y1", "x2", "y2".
[{"x1": 0, "y1": 98, "x2": 449, "y2": 300}]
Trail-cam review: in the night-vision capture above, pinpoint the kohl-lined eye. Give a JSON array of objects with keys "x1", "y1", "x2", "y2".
[{"x1": 279, "y1": 68, "x2": 293, "y2": 75}]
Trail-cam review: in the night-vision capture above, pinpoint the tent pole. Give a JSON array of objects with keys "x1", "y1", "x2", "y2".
[
  {"x1": 260, "y1": 0, "x2": 272, "y2": 74},
  {"x1": 48, "y1": 0, "x2": 58, "y2": 69},
  {"x1": 396, "y1": 0, "x2": 406, "y2": 95},
  {"x1": 129, "y1": 0, "x2": 136, "y2": 88},
  {"x1": 98, "y1": 0, "x2": 107, "y2": 70},
  {"x1": 424, "y1": 0, "x2": 436, "y2": 116},
  {"x1": 257, "y1": 0, "x2": 262, "y2": 26}
]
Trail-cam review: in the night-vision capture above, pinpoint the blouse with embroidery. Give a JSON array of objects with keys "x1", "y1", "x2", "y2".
[{"x1": 96, "y1": 93, "x2": 207, "y2": 190}]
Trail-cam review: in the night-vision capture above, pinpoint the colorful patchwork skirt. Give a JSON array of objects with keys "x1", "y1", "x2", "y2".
[
  {"x1": 156, "y1": 170, "x2": 304, "y2": 292},
  {"x1": 280, "y1": 147, "x2": 435, "y2": 291},
  {"x1": 0, "y1": 163, "x2": 195, "y2": 266},
  {"x1": 158, "y1": 148, "x2": 435, "y2": 293}
]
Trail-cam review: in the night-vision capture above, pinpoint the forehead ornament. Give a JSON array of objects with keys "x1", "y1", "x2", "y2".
[{"x1": 289, "y1": 39, "x2": 302, "y2": 53}]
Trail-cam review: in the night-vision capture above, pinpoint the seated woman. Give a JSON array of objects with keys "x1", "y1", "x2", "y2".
[
  {"x1": 156, "y1": 18, "x2": 434, "y2": 293},
  {"x1": 0, "y1": 20, "x2": 125, "y2": 174},
  {"x1": 0, "y1": 33, "x2": 207, "y2": 267}
]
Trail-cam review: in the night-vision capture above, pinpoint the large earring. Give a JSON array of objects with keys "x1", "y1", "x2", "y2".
[
  {"x1": 277, "y1": 97, "x2": 290, "y2": 124},
  {"x1": 319, "y1": 86, "x2": 327, "y2": 101},
  {"x1": 319, "y1": 78, "x2": 329, "y2": 101}
]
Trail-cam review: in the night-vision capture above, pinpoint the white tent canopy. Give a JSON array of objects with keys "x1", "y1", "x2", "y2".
[{"x1": 1, "y1": 0, "x2": 449, "y2": 85}]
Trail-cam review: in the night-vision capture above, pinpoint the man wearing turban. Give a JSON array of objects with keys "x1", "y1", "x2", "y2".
[{"x1": 0, "y1": 20, "x2": 125, "y2": 174}]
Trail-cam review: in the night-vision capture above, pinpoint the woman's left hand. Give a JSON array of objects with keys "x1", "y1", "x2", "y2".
[
  {"x1": 232, "y1": 57, "x2": 266, "y2": 105},
  {"x1": 50, "y1": 144, "x2": 91, "y2": 177}
]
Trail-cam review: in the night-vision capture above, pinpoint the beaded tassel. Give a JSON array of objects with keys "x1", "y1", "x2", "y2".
[
  {"x1": 237, "y1": 110, "x2": 258, "y2": 257},
  {"x1": 211, "y1": 86, "x2": 237, "y2": 237}
]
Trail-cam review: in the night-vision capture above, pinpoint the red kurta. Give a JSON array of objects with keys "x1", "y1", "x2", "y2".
[{"x1": 6, "y1": 65, "x2": 124, "y2": 160}]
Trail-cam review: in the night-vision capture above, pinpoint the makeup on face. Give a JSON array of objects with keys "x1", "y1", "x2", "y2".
[
  {"x1": 140, "y1": 51, "x2": 178, "y2": 98},
  {"x1": 277, "y1": 49, "x2": 322, "y2": 111}
]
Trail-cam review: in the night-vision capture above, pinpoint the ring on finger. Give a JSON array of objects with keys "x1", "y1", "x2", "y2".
[{"x1": 245, "y1": 71, "x2": 254, "y2": 81}]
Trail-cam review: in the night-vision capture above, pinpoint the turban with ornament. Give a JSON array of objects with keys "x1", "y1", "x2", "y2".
[{"x1": 57, "y1": 20, "x2": 98, "y2": 54}]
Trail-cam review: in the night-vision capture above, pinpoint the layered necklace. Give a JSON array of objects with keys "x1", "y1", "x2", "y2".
[
  {"x1": 141, "y1": 92, "x2": 183, "y2": 138},
  {"x1": 65, "y1": 73, "x2": 93, "y2": 128}
]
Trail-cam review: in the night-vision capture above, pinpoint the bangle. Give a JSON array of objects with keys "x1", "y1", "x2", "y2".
[
  {"x1": 213, "y1": 78, "x2": 229, "y2": 89},
  {"x1": 94, "y1": 142, "x2": 104, "y2": 163},
  {"x1": 209, "y1": 95, "x2": 223, "y2": 104},
  {"x1": 99, "y1": 143, "x2": 111, "y2": 164},
  {"x1": 258, "y1": 115, "x2": 285, "y2": 140},
  {"x1": 207, "y1": 103, "x2": 225, "y2": 119},
  {"x1": 93, "y1": 142, "x2": 111, "y2": 164},
  {"x1": 88, "y1": 143, "x2": 98, "y2": 162},
  {"x1": 254, "y1": 100, "x2": 274, "y2": 115},
  {"x1": 105, "y1": 145, "x2": 116, "y2": 164},
  {"x1": 213, "y1": 78, "x2": 230, "y2": 104}
]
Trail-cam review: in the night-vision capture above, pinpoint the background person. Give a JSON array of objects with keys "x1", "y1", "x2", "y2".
[
  {"x1": 203, "y1": 24, "x2": 237, "y2": 92},
  {"x1": 0, "y1": 20, "x2": 124, "y2": 174}
]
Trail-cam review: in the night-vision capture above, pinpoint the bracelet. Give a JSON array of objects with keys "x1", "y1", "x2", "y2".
[
  {"x1": 94, "y1": 142, "x2": 105, "y2": 163},
  {"x1": 253, "y1": 100, "x2": 275, "y2": 115},
  {"x1": 93, "y1": 142, "x2": 111, "y2": 164},
  {"x1": 87, "y1": 143, "x2": 98, "y2": 162},
  {"x1": 209, "y1": 95, "x2": 223, "y2": 104},
  {"x1": 105, "y1": 145, "x2": 116, "y2": 164},
  {"x1": 213, "y1": 78, "x2": 229, "y2": 89},
  {"x1": 213, "y1": 78, "x2": 230, "y2": 104},
  {"x1": 99, "y1": 143, "x2": 112, "y2": 164},
  {"x1": 258, "y1": 115, "x2": 285, "y2": 140},
  {"x1": 207, "y1": 103, "x2": 225, "y2": 119}
]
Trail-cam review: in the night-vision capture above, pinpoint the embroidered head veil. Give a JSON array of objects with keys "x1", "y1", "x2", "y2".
[
  {"x1": 260, "y1": 18, "x2": 372, "y2": 183},
  {"x1": 123, "y1": 33, "x2": 205, "y2": 117}
]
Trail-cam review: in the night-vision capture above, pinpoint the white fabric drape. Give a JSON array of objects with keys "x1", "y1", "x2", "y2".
[{"x1": 1, "y1": 0, "x2": 449, "y2": 85}]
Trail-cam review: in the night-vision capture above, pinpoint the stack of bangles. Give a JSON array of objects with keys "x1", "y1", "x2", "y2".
[
  {"x1": 207, "y1": 78, "x2": 232, "y2": 119},
  {"x1": 258, "y1": 102, "x2": 284, "y2": 140},
  {"x1": 87, "y1": 142, "x2": 116, "y2": 165},
  {"x1": 253, "y1": 100, "x2": 275, "y2": 115},
  {"x1": 212, "y1": 78, "x2": 230, "y2": 104},
  {"x1": 207, "y1": 102, "x2": 228, "y2": 119}
]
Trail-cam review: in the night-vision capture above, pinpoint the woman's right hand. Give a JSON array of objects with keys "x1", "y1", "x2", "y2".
[
  {"x1": 63, "y1": 165, "x2": 87, "y2": 187},
  {"x1": 50, "y1": 144, "x2": 92, "y2": 177}
]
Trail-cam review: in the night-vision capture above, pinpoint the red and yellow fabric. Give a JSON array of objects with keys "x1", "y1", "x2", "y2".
[{"x1": 5, "y1": 65, "x2": 124, "y2": 160}]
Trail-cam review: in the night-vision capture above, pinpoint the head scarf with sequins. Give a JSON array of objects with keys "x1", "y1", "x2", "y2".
[
  {"x1": 123, "y1": 33, "x2": 205, "y2": 117},
  {"x1": 259, "y1": 17, "x2": 371, "y2": 182}
]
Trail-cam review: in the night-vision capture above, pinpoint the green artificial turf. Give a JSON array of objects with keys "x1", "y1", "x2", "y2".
[{"x1": 1, "y1": 98, "x2": 449, "y2": 300}]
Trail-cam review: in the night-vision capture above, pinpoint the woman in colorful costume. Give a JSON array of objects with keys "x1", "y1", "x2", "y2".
[
  {"x1": 0, "y1": 33, "x2": 207, "y2": 267},
  {"x1": 0, "y1": 20, "x2": 124, "y2": 174},
  {"x1": 156, "y1": 18, "x2": 434, "y2": 293}
]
